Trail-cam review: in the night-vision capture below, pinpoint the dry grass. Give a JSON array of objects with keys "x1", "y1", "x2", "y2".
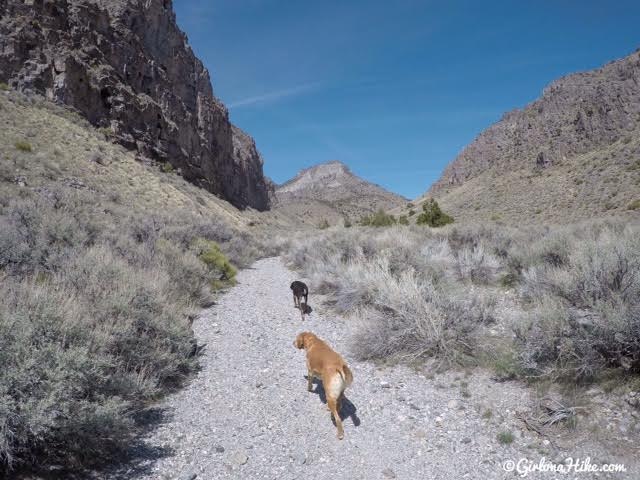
[
  {"x1": 515, "y1": 223, "x2": 640, "y2": 380},
  {"x1": 282, "y1": 225, "x2": 500, "y2": 365},
  {"x1": 279, "y1": 218, "x2": 640, "y2": 384},
  {"x1": 0, "y1": 90, "x2": 274, "y2": 475},
  {"x1": 408, "y1": 134, "x2": 640, "y2": 225}
]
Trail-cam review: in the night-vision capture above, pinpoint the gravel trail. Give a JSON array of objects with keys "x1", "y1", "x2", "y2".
[{"x1": 110, "y1": 257, "x2": 637, "y2": 480}]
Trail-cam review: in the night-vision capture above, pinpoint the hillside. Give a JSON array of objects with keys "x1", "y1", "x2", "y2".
[
  {"x1": 273, "y1": 160, "x2": 407, "y2": 226},
  {"x1": 0, "y1": 0, "x2": 270, "y2": 210},
  {"x1": 415, "y1": 49, "x2": 640, "y2": 224}
]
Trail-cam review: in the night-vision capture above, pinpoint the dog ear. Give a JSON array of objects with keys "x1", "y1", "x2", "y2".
[{"x1": 294, "y1": 332, "x2": 305, "y2": 349}]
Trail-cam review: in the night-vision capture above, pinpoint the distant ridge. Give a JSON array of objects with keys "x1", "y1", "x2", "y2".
[
  {"x1": 414, "y1": 49, "x2": 640, "y2": 224},
  {"x1": 273, "y1": 160, "x2": 407, "y2": 226}
]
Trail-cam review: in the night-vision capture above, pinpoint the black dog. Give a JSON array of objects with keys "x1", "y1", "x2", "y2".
[{"x1": 290, "y1": 281, "x2": 308, "y2": 309}]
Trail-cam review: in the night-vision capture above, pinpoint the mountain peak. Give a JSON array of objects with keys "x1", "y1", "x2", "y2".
[{"x1": 273, "y1": 161, "x2": 406, "y2": 225}]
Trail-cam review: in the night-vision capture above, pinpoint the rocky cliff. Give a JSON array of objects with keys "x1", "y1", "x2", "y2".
[
  {"x1": 420, "y1": 50, "x2": 640, "y2": 224},
  {"x1": 273, "y1": 160, "x2": 407, "y2": 225},
  {"x1": 0, "y1": 0, "x2": 270, "y2": 210}
]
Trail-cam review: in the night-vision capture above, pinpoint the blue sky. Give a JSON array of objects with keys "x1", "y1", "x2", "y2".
[{"x1": 174, "y1": 0, "x2": 640, "y2": 199}]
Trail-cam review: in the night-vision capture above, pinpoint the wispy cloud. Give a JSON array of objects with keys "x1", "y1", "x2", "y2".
[{"x1": 227, "y1": 82, "x2": 322, "y2": 108}]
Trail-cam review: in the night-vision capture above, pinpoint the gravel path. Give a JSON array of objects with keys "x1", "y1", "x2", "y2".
[{"x1": 106, "y1": 257, "x2": 638, "y2": 480}]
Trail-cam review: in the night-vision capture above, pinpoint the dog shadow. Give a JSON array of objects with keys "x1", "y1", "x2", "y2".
[
  {"x1": 295, "y1": 304, "x2": 313, "y2": 315},
  {"x1": 305, "y1": 377, "x2": 361, "y2": 427}
]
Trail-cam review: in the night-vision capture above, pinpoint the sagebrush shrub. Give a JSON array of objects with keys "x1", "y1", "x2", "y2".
[
  {"x1": 516, "y1": 225, "x2": 640, "y2": 380},
  {"x1": 284, "y1": 227, "x2": 496, "y2": 364},
  {"x1": 0, "y1": 186, "x2": 259, "y2": 474}
]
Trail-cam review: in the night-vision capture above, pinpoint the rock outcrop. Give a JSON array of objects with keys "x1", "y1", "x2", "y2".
[
  {"x1": 429, "y1": 49, "x2": 640, "y2": 194},
  {"x1": 0, "y1": 0, "x2": 270, "y2": 210}
]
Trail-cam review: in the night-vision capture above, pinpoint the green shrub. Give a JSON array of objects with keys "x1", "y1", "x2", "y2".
[
  {"x1": 398, "y1": 215, "x2": 409, "y2": 225},
  {"x1": 360, "y1": 209, "x2": 396, "y2": 227},
  {"x1": 318, "y1": 218, "x2": 330, "y2": 229},
  {"x1": 0, "y1": 82, "x2": 9, "y2": 91},
  {"x1": 497, "y1": 431, "x2": 514, "y2": 445},
  {"x1": 408, "y1": 209, "x2": 416, "y2": 217},
  {"x1": 489, "y1": 349, "x2": 524, "y2": 381},
  {"x1": 499, "y1": 272, "x2": 519, "y2": 288},
  {"x1": 14, "y1": 141, "x2": 32, "y2": 152},
  {"x1": 160, "y1": 161, "x2": 174, "y2": 173},
  {"x1": 97, "y1": 126, "x2": 113, "y2": 139},
  {"x1": 627, "y1": 199, "x2": 640, "y2": 210},
  {"x1": 193, "y1": 239, "x2": 237, "y2": 289},
  {"x1": 416, "y1": 199, "x2": 454, "y2": 227}
]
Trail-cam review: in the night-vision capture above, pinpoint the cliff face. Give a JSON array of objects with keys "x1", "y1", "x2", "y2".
[
  {"x1": 429, "y1": 50, "x2": 640, "y2": 194},
  {"x1": 0, "y1": 0, "x2": 270, "y2": 210},
  {"x1": 419, "y1": 50, "x2": 640, "y2": 224}
]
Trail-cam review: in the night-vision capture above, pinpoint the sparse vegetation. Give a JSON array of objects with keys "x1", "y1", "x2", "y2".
[
  {"x1": 0, "y1": 82, "x2": 9, "y2": 91},
  {"x1": 160, "y1": 161, "x2": 174, "y2": 173},
  {"x1": 359, "y1": 209, "x2": 397, "y2": 227},
  {"x1": 0, "y1": 90, "x2": 270, "y2": 475},
  {"x1": 97, "y1": 126, "x2": 113, "y2": 139},
  {"x1": 0, "y1": 193, "x2": 247, "y2": 474},
  {"x1": 14, "y1": 140, "x2": 32, "y2": 152},
  {"x1": 497, "y1": 430, "x2": 514, "y2": 444},
  {"x1": 283, "y1": 225, "x2": 498, "y2": 365},
  {"x1": 515, "y1": 223, "x2": 640, "y2": 381},
  {"x1": 398, "y1": 215, "x2": 409, "y2": 225},
  {"x1": 628, "y1": 199, "x2": 640, "y2": 210},
  {"x1": 318, "y1": 218, "x2": 330, "y2": 229},
  {"x1": 281, "y1": 218, "x2": 640, "y2": 387}
]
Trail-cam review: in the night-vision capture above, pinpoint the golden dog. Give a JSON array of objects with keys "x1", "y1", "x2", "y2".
[{"x1": 294, "y1": 332, "x2": 353, "y2": 439}]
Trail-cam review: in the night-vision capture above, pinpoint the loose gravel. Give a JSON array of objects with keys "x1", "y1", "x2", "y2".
[{"x1": 104, "y1": 257, "x2": 638, "y2": 480}]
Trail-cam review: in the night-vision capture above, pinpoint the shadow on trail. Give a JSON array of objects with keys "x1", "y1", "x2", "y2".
[
  {"x1": 89, "y1": 407, "x2": 177, "y2": 480},
  {"x1": 12, "y1": 408, "x2": 176, "y2": 480},
  {"x1": 306, "y1": 377, "x2": 361, "y2": 427}
]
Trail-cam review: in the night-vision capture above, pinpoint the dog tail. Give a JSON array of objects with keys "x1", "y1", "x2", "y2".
[{"x1": 339, "y1": 364, "x2": 353, "y2": 388}]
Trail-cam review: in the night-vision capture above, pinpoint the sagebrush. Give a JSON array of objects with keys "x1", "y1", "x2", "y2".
[
  {"x1": 280, "y1": 218, "x2": 640, "y2": 383},
  {"x1": 0, "y1": 189, "x2": 255, "y2": 474}
]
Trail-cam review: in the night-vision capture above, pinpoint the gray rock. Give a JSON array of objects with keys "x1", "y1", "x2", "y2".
[
  {"x1": 230, "y1": 451, "x2": 249, "y2": 466},
  {"x1": 427, "y1": 50, "x2": 640, "y2": 223},
  {"x1": 273, "y1": 161, "x2": 406, "y2": 224},
  {"x1": 382, "y1": 468, "x2": 396, "y2": 479},
  {"x1": 294, "y1": 452, "x2": 307, "y2": 465},
  {"x1": 0, "y1": 0, "x2": 270, "y2": 210}
]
